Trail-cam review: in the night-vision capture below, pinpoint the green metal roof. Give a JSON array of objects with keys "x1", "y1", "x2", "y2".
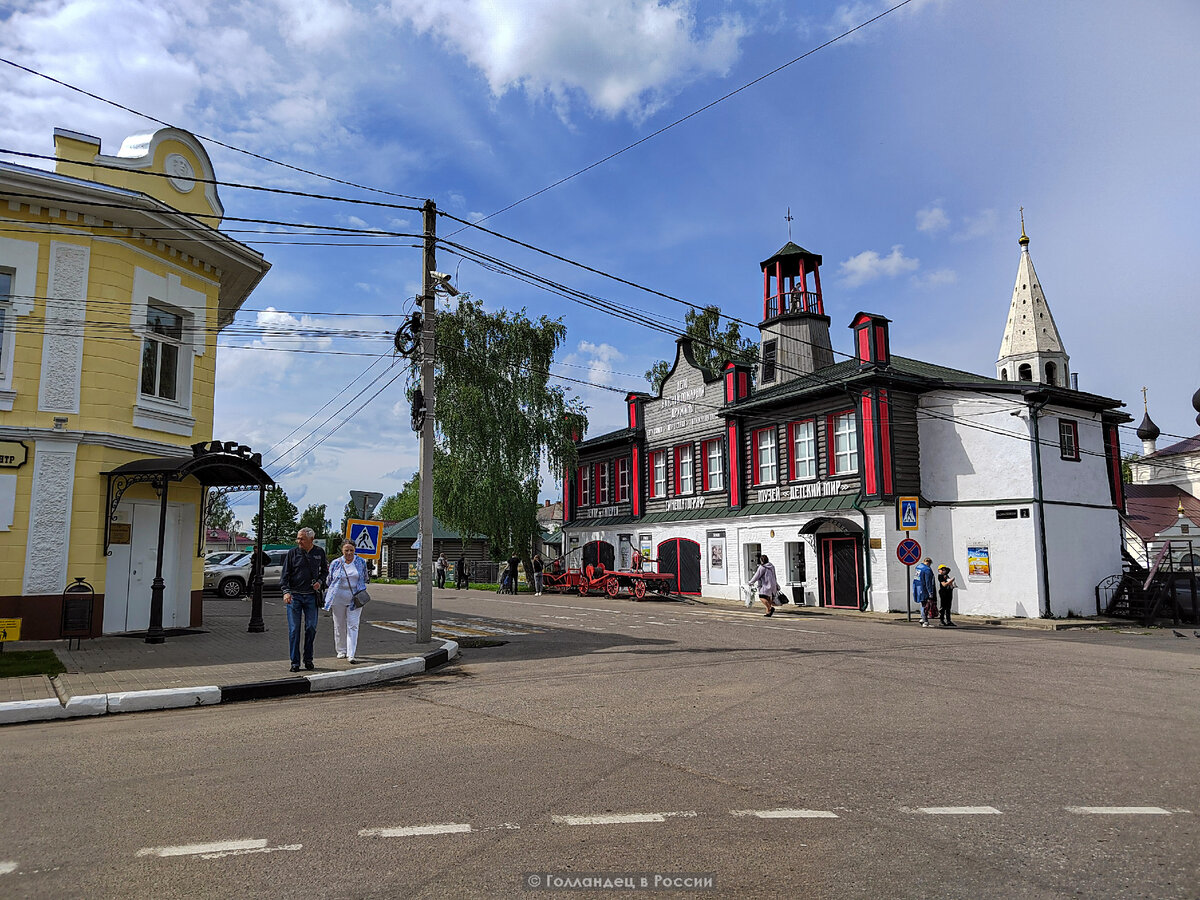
[{"x1": 381, "y1": 515, "x2": 486, "y2": 541}]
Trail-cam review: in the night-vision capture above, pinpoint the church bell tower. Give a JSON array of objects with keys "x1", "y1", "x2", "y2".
[{"x1": 996, "y1": 216, "x2": 1071, "y2": 387}]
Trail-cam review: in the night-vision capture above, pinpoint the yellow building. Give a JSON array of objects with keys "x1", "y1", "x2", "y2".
[{"x1": 0, "y1": 127, "x2": 271, "y2": 639}]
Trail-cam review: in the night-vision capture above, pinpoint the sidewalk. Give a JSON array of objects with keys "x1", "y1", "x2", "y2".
[
  {"x1": 0, "y1": 585, "x2": 457, "y2": 724},
  {"x1": 688, "y1": 592, "x2": 1127, "y2": 630}
]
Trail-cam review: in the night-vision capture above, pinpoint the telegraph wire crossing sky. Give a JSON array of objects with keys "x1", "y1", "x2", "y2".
[{"x1": 1, "y1": 0, "x2": 1196, "y2": 521}]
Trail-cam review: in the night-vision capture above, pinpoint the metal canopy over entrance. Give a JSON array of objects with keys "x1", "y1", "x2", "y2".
[{"x1": 103, "y1": 441, "x2": 273, "y2": 643}]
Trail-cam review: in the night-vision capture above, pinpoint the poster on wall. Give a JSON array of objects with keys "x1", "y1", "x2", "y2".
[
  {"x1": 967, "y1": 544, "x2": 991, "y2": 582},
  {"x1": 707, "y1": 531, "x2": 727, "y2": 585},
  {"x1": 639, "y1": 535, "x2": 652, "y2": 572}
]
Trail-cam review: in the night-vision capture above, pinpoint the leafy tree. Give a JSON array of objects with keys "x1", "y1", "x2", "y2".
[
  {"x1": 1121, "y1": 452, "x2": 1139, "y2": 484},
  {"x1": 251, "y1": 486, "x2": 299, "y2": 544},
  {"x1": 644, "y1": 304, "x2": 758, "y2": 394},
  {"x1": 427, "y1": 295, "x2": 586, "y2": 582},
  {"x1": 299, "y1": 503, "x2": 330, "y2": 537},
  {"x1": 340, "y1": 500, "x2": 356, "y2": 535},
  {"x1": 379, "y1": 473, "x2": 421, "y2": 522},
  {"x1": 205, "y1": 492, "x2": 238, "y2": 532}
]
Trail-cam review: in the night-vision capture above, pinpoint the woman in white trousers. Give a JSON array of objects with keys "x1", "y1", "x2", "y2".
[{"x1": 325, "y1": 540, "x2": 369, "y2": 663}]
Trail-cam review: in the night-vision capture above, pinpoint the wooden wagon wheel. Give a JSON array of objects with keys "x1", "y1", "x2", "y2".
[
  {"x1": 605, "y1": 576, "x2": 620, "y2": 598},
  {"x1": 578, "y1": 578, "x2": 590, "y2": 597},
  {"x1": 632, "y1": 578, "x2": 647, "y2": 600}
]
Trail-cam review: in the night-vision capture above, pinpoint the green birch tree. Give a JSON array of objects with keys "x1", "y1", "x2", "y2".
[
  {"x1": 645, "y1": 304, "x2": 757, "y2": 394},
  {"x1": 428, "y1": 296, "x2": 586, "y2": 583}
]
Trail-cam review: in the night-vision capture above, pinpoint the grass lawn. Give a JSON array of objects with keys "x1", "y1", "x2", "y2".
[{"x1": 0, "y1": 649, "x2": 66, "y2": 679}]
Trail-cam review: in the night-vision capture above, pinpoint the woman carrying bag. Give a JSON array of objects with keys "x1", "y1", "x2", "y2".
[{"x1": 325, "y1": 540, "x2": 370, "y2": 663}]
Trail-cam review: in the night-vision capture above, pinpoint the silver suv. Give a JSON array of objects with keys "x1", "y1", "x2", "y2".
[{"x1": 203, "y1": 549, "x2": 288, "y2": 598}]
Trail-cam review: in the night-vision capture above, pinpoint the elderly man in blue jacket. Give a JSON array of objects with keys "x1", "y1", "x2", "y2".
[
  {"x1": 281, "y1": 527, "x2": 329, "y2": 671},
  {"x1": 913, "y1": 556, "x2": 937, "y2": 627}
]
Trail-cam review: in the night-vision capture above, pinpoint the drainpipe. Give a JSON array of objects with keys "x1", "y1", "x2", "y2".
[
  {"x1": 852, "y1": 489, "x2": 872, "y2": 611},
  {"x1": 1027, "y1": 394, "x2": 1053, "y2": 618}
]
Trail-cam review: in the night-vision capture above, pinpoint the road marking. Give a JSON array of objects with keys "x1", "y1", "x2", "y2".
[
  {"x1": 136, "y1": 839, "x2": 268, "y2": 858},
  {"x1": 359, "y1": 823, "x2": 473, "y2": 837},
  {"x1": 199, "y1": 844, "x2": 302, "y2": 859},
  {"x1": 0, "y1": 862, "x2": 17, "y2": 875},
  {"x1": 372, "y1": 619, "x2": 542, "y2": 637},
  {"x1": 1065, "y1": 806, "x2": 1171, "y2": 815},
  {"x1": 732, "y1": 809, "x2": 839, "y2": 819},
  {"x1": 918, "y1": 807, "x2": 1002, "y2": 815},
  {"x1": 552, "y1": 812, "x2": 696, "y2": 826}
]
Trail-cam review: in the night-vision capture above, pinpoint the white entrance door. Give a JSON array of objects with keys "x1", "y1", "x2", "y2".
[{"x1": 103, "y1": 501, "x2": 187, "y2": 633}]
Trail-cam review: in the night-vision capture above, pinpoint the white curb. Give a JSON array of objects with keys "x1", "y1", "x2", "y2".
[
  {"x1": 64, "y1": 694, "x2": 107, "y2": 717},
  {"x1": 107, "y1": 686, "x2": 221, "y2": 714},
  {"x1": 307, "y1": 657, "x2": 425, "y2": 692},
  {"x1": 0, "y1": 698, "x2": 69, "y2": 724}
]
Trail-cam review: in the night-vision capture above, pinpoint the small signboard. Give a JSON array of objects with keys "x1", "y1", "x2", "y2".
[
  {"x1": 347, "y1": 519, "x2": 383, "y2": 560},
  {"x1": 897, "y1": 496, "x2": 919, "y2": 531},
  {"x1": 896, "y1": 538, "x2": 922, "y2": 566},
  {"x1": 0, "y1": 617, "x2": 21, "y2": 642},
  {"x1": 0, "y1": 441, "x2": 27, "y2": 468}
]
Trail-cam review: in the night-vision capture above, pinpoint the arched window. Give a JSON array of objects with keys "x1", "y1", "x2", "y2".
[
  {"x1": 1045, "y1": 362, "x2": 1058, "y2": 385},
  {"x1": 1000, "y1": 368, "x2": 1008, "y2": 381},
  {"x1": 1018, "y1": 364, "x2": 1033, "y2": 381}
]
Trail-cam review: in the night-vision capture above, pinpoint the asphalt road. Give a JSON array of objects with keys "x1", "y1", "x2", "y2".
[{"x1": 3, "y1": 589, "x2": 1198, "y2": 899}]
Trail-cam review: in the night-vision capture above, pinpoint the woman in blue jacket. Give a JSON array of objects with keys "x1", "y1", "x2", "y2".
[{"x1": 325, "y1": 540, "x2": 370, "y2": 663}]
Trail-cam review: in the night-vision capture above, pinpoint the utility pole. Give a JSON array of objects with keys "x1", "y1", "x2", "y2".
[{"x1": 416, "y1": 200, "x2": 436, "y2": 643}]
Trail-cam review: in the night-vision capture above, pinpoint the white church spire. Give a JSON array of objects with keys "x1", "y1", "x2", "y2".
[{"x1": 997, "y1": 212, "x2": 1070, "y2": 386}]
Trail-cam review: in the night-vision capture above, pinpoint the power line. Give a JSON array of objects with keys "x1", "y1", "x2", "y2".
[{"x1": 0, "y1": 58, "x2": 425, "y2": 202}]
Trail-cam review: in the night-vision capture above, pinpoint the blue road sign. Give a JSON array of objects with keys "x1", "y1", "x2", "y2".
[
  {"x1": 896, "y1": 538, "x2": 922, "y2": 566},
  {"x1": 347, "y1": 519, "x2": 383, "y2": 560},
  {"x1": 899, "y1": 497, "x2": 919, "y2": 530}
]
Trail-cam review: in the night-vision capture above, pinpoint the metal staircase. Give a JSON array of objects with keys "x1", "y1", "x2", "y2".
[{"x1": 1096, "y1": 519, "x2": 1197, "y2": 624}]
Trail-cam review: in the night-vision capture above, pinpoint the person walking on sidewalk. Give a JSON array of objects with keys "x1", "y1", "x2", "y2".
[
  {"x1": 436, "y1": 552, "x2": 448, "y2": 589},
  {"x1": 937, "y1": 564, "x2": 958, "y2": 627},
  {"x1": 749, "y1": 553, "x2": 780, "y2": 617},
  {"x1": 506, "y1": 551, "x2": 520, "y2": 594},
  {"x1": 455, "y1": 553, "x2": 468, "y2": 590},
  {"x1": 913, "y1": 557, "x2": 937, "y2": 627},
  {"x1": 325, "y1": 540, "x2": 369, "y2": 663},
  {"x1": 281, "y1": 527, "x2": 329, "y2": 671},
  {"x1": 532, "y1": 553, "x2": 544, "y2": 596}
]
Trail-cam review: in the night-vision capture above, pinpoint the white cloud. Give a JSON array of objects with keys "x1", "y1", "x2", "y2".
[
  {"x1": 955, "y1": 208, "x2": 997, "y2": 241},
  {"x1": 912, "y1": 267, "x2": 957, "y2": 288},
  {"x1": 916, "y1": 201, "x2": 950, "y2": 234},
  {"x1": 386, "y1": 0, "x2": 746, "y2": 120},
  {"x1": 838, "y1": 245, "x2": 919, "y2": 287},
  {"x1": 272, "y1": 0, "x2": 357, "y2": 49}
]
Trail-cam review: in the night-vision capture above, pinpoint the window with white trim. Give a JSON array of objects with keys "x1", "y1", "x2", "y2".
[
  {"x1": 596, "y1": 462, "x2": 609, "y2": 504},
  {"x1": 704, "y1": 438, "x2": 724, "y2": 491},
  {"x1": 141, "y1": 305, "x2": 183, "y2": 402},
  {"x1": 579, "y1": 465, "x2": 591, "y2": 506},
  {"x1": 790, "y1": 419, "x2": 816, "y2": 480},
  {"x1": 651, "y1": 450, "x2": 667, "y2": 498},
  {"x1": 754, "y1": 427, "x2": 777, "y2": 485},
  {"x1": 1059, "y1": 419, "x2": 1080, "y2": 461},
  {"x1": 675, "y1": 444, "x2": 694, "y2": 494},
  {"x1": 830, "y1": 411, "x2": 858, "y2": 475},
  {"x1": 0, "y1": 270, "x2": 12, "y2": 379},
  {"x1": 616, "y1": 457, "x2": 630, "y2": 502}
]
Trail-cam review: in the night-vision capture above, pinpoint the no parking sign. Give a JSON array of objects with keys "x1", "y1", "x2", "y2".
[{"x1": 896, "y1": 538, "x2": 922, "y2": 566}]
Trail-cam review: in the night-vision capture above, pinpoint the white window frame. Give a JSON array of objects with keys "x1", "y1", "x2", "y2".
[
  {"x1": 596, "y1": 462, "x2": 609, "y2": 504},
  {"x1": 616, "y1": 457, "x2": 630, "y2": 502},
  {"x1": 831, "y1": 411, "x2": 859, "y2": 475},
  {"x1": 1059, "y1": 419, "x2": 1080, "y2": 461},
  {"x1": 791, "y1": 419, "x2": 816, "y2": 481},
  {"x1": 130, "y1": 268, "x2": 204, "y2": 436},
  {"x1": 677, "y1": 444, "x2": 694, "y2": 495},
  {"x1": 0, "y1": 238, "x2": 38, "y2": 411},
  {"x1": 705, "y1": 438, "x2": 724, "y2": 491},
  {"x1": 141, "y1": 304, "x2": 185, "y2": 402},
  {"x1": 755, "y1": 427, "x2": 777, "y2": 485},
  {"x1": 651, "y1": 450, "x2": 667, "y2": 499},
  {"x1": 579, "y1": 465, "x2": 591, "y2": 506}
]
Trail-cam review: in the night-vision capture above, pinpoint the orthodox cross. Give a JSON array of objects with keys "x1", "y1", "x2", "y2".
[
  {"x1": 785, "y1": 207, "x2": 794, "y2": 239},
  {"x1": 1142, "y1": 386, "x2": 1149, "y2": 411}
]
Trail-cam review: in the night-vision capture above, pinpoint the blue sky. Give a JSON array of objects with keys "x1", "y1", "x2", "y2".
[{"x1": 3, "y1": 0, "x2": 1198, "y2": 527}]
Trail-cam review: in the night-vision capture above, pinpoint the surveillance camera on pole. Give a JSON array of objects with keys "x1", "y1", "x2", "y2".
[{"x1": 429, "y1": 271, "x2": 458, "y2": 296}]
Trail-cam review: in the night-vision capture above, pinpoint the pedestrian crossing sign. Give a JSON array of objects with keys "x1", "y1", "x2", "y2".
[
  {"x1": 898, "y1": 497, "x2": 919, "y2": 531},
  {"x1": 347, "y1": 519, "x2": 383, "y2": 560}
]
